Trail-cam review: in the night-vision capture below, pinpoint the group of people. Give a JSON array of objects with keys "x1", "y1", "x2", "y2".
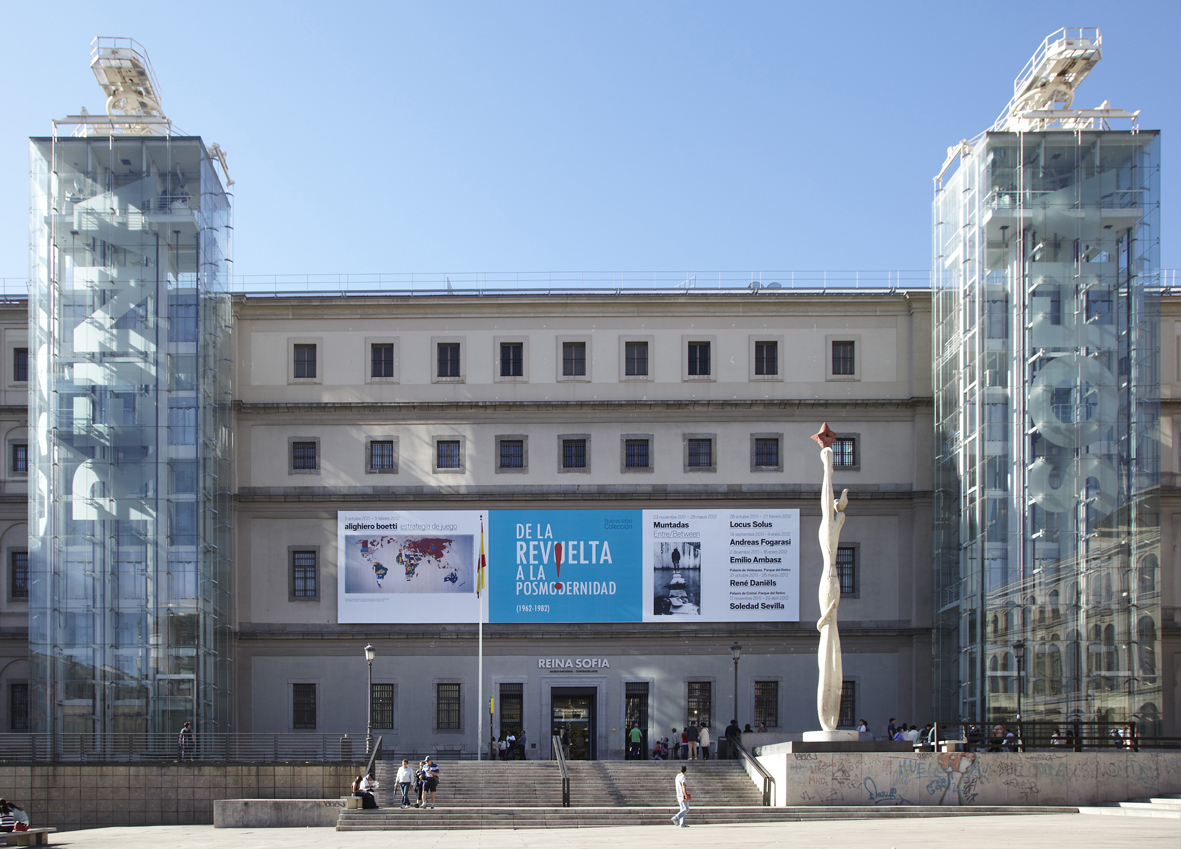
[
  {"x1": 492, "y1": 730, "x2": 527, "y2": 760},
  {"x1": 962, "y1": 723, "x2": 1021, "y2": 752},
  {"x1": 654, "y1": 719, "x2": 751, "y2": 760},
  {"x1": 0, "y1": 800, "x2": 28, "y2": 833},
  {"x1": 884, "y1": 719, "x2": 935, "y2": 746},
  {"x1": 393, "y1": 758, "x2": 441, "y2": 809}
]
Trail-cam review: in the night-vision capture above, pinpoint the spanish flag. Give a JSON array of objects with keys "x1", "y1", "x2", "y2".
[{"x1": 477, "y1": 515, "x2": 486, "y2": 598}]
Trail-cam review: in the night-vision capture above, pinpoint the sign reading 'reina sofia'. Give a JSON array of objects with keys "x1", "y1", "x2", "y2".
[
  {"x1": 538, "y1": 658, "x2": 611, "y2": 669},
  {"x1": 337, "y1": 509, "x2": 799, "y2": 624}
]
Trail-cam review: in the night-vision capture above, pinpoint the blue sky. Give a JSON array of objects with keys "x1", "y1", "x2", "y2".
[{"x1": 1, "y1": 1, "x2": 1177, "y2": 281}]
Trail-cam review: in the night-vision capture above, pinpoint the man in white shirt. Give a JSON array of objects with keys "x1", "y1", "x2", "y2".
[
  {"x1": 671, "y1": 766, "x2": 690, "y2": 827},
  {"x1": 395, "y1": 759, "x2": 414, "y2": 808}
]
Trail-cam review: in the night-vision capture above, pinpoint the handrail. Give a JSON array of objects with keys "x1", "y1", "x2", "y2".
[
  {"x1": 730, "y1": 735, "x2": 774, "y2": 806},
  {"x1": 551, "y1": 735, "x2": 570, "y2": 807},
  {"x1": 365, "y1": 735, "x2": 383, "y2": 778}
]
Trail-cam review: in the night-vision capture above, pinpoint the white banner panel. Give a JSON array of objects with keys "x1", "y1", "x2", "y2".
[
  {"x1": 337, "y1": 510, "x2": 484, "y2": 624},
  {"x1": 641, "y1": 509, "x2": 799, "y2": 622}
]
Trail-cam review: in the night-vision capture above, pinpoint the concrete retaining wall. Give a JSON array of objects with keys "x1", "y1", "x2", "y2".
[
  {"x1": 214, "y1": 799, "x2": 346, "y2": 828},
  {"x1": 0, "y1": 763, "x2": 366, "y2": 831},
  {"x1": 752, "y1": 747, "x2": 1181, "y2": 807}
]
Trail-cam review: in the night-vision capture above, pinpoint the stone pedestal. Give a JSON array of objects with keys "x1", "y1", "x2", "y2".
[{"x1": 802, "y1": 729, "x2": 860, "y2": 743}]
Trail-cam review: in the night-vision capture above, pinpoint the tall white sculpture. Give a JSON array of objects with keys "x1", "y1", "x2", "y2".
[{"x1": 811, "y1": 423, "x2": 849, "y2": 733}]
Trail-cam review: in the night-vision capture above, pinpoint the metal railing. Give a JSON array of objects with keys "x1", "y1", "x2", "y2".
[
  {"x1": 364, "y1": 735, "x2": 383, "y2": 777},
  {"x1": 551, "y1": 734, "x2": 570, "y2": 807},
  {"x1": 931, "y1": 721, "x2": 1181, "y2": 753},
  {"x1": 0, "y1": 733, "x2": 375, "y2": 763},
  {"x1": 730, "y1": 735, "x2": 774, "y2": 806}
]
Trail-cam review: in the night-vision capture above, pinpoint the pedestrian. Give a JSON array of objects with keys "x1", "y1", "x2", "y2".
[
  {"x1": 561, "y1": 727, "x2": 571, "y2": 759},
  {"x1": 905, "y1": 724, "x2": 920, "y2": 744},
  {"x1": 725, "y1": 719, "x2": 741, "y2": 759},
  {"x1": 686, "y1": 721, "x2": 699, "y2": 760},
  {"x1": 498, "y1": 735, "x2": 508, "y2": 760},
  {"x1": 670, "y1": 728, "x2": 681, "y2": 760},
  {"x1": 628, "y1": 725, "x2": 643, "y2": 759},
  {"x1": 422, "y1": 756, "x2": 440, "y2": 808},
  {"x1": 506, "y1": 731, "x2": 517, "y2": 760},
  {"x1": 887, "y1": 718, "x2": 897, "y2": 739},
  {"x1": 178, "y1": 721, "x2": 194, "y2": 761},
  {"x1": 680, "y1": 727, "x2": 688, "y2": 759},
  {"x1": 670, "y1": 766, "x2": 690, "y2": 828},
  {"x1": 414, "y1": 760, "x2": 427, "y2": 807},
  {"x1": 856, "y1": 719, "x2": 868, "y2": 733},
  {"x1": 395, "y1": 759, "x2": 415, "y2": 809},
  {"x1": 518, "y1": 728, "x2": 528, "y2": 760},
  {"x1": 743, "y1": 723, "x2": 753, "y2": 733},
  {"x1": 892, "y1": 725, "x2": 906, "y2": 742},
  {"x1": 699, "y1": 723, "x2": 711, "y2": 760}
]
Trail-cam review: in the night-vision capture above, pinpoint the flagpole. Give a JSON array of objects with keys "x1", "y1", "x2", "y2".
[{"x1": 477, "y1": 514, "x2": 485, "y2": 761}]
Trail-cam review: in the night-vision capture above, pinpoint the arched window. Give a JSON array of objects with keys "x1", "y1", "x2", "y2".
[
  {"x1": 1047, "y1": 643, "x2": 1063, "y2": 696},
  {"x1": 1064, "y1": 629, "x2": 1081, "y2": 694},
  {"x1": 1103, "y1": 624, "x2": 1117, "y2": 673},
  {"x1": 1049, "y1": 589, "x2": 1060, "y2": 621},
  {"x1": 1032, "y1": 643, "x2": 1048, "y2": 696},
  {"x1": 989, "y1": 654, "x2": 1000, "y2": 694},
  {"x1": 1137, "y1": 616, "x2": 1157, "y2": 678}
]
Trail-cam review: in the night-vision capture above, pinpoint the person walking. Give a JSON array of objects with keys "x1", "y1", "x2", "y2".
[
  {"x1": 413, "y1": 759, "x2": 428, "y2": 807},
  {"x1": 506, "y1": 731, "x2": 517, "y2": 760},
  {"x1": 698, "y1": 724, "x2": 711, "y2": 760},
  {"x1": 686, "y1": 721, "x2": 699, "y2": 760},
  {"x1": 422, "y1": 757, "x2": 440, "y2": 808},
  {"x1": 518, "y1": 728, "x2": 527, "y2": 760},
  {"x1": 177, "y1": 721, "x2": 194, "y2": 762},
  {"x1": 670, "y1": 728, "x2": 681, "y2": 760},
  {"x1": 395, "y1": 759, "x2": 414, "y2": 809},
  {"x1": 671, "y1": 766, "x2": 690, "y2": 827},
  {"x1": 628, "y1": 725, "x2": 643, "y2": 759}
]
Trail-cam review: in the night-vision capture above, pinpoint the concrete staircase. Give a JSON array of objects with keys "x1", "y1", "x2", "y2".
[
  {"x1": 1079, "y1": 793, "x2": 1181, "y2": 819},
  {"x1": 565, "y1": 760, "x2": 763, "y2": 807}
]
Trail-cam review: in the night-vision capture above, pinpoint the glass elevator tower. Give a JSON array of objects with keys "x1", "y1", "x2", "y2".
[
  {"x1": 932, "y1": 29, "x2": 1162, "y2": 732},
  {"x1": 27, "y1": 39, "x2": 233, "y2": 744}
]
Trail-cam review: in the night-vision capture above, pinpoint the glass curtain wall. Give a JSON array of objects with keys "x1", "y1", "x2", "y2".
[
  {"x1": 28, "y1": 136, "x2": 233, "y2": 745},
  {"x1": 933, "y1": 131, "x2": 1162, "y2": 732}
]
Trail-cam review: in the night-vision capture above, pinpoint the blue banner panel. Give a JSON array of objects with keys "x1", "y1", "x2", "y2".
[{"x1": 489, "y1": 510, "x2": 643, "y2": 623}]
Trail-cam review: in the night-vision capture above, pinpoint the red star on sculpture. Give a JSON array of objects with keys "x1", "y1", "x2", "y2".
[{"x1": 811, "y1": 422, "x2": 837, "y2": 449}]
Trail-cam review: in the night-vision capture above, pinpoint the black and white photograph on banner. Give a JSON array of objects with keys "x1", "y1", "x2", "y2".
[{"x1": 652, "y1": 540, "x2": 701, "y2": 616}]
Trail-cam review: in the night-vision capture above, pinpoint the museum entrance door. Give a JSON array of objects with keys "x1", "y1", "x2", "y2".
[{"x1": 551, "y1": 687, "x2": 597, "y2": 760}]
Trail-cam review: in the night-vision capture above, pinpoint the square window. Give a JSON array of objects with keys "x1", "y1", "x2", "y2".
[
  {"x1": 437, "y1": 440, "x2": 461, "y2": 470},
  {"x1": 500, "y1": 343, "x2": 523, "y2": 377},
  {"x1": 837, "y1": 546, "x2": 857, "y2": 595},
  {"x1": 687, "y1": 439, "x2": 712, "y2": 468},
  {"x1": 9, "y1": 682, "x2": 28, "y2": 732},
  {"x1": 371, "y1": 683, "x2": 395, "y2": 729},
  {"x1": 13, "y1": 348, "x2": 27, "y2": 383},
  {"x1": 371, "y1": 344, "x2": 394, "y2": 378},
  {"x1": 438, "y1": 343, "x2": 461, "y2": 378},
  {"x1": 437, "y1": 682, "x2": 461, "y2": 730},
  {"x1": 838, "y1": 681, "x2": 856, "y2": 728},
  {"x1": 292, "y1": 441, "x2": 318, "y2": 470},
  {"x1": 562, "y1": 439, "x2": 586, "y2": 469},
  {"x1": 292, "y1": 550, "x2": 317, "y2": 599},
  {"x1": 754, "y1": 341, "x2": 778, "y2": 376},
  {"x1": 294, "y1": 344, "x2": 317, "y2": 379},
  {"x1": 754, "y1": 438, "x2": 779, "y2": 468},
  {"x1": 753, "y1": 681, "x2": 778, "y2": 728},
  {"x1": 293, "y1": 683, "x2": 317, "y2": 729},
  {"x1": 832, "y1": 437, "x2": 857, "y2": 468},
  {"x1": 625, "y1": 342, "x2": 648, "y2": 377},
  {"x1": 369, "y1": 440, "x2": 395, "y2": 471},
  {"x1": 500, "y1": 439, "x2": 524, "y2": 469},
  {"x1": 562, "y1": 342, "x2": 586, "y2": 377},
  {"x1": 687, "y1": 342, "x2": 711, "y2": 376},
  {"x1": 625, "y1": 439, "x2": 649, "y2": 469},
  {"x1": 10, "y1": 551, "x2": 28, "y2": 601},
  {"x1": 832, "y1": 341, "x2": 856, "y2": 376},
  {"x1": 11, "y1": 443, "x2": 27, "y2": 476}
]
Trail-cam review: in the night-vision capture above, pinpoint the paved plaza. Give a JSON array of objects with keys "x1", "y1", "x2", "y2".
[{"x1": 48, "y1": 814, "x2": 1181, "y2": 849}]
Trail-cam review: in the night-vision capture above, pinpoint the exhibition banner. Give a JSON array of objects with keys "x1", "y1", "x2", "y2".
[{"x1": 336, "y1": 508, "x2": 798, "y2": 624}]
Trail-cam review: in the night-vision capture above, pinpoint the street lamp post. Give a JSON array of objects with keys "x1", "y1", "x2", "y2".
[
  {"x1": 364, "y1": 643, "x2": 375, "y2": 757},
  {"x1": 731, "y1": 643, "x2": 741, "y2": 750}
]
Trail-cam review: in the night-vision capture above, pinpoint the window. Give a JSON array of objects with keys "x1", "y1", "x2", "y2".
[
  {"x1": 294, "y1": 344, "x2": 317, "y2": 379},
  {"x1": 687, "y1": 342, "x2": 711, "y2": 376},
  {"x1": 625, "y1": 439, "x2": 649, "y2": 469},
  {"x1": 500, "y1": 439, "x2": 524, "y2": 469},
  {"x1": 437, "y1": 343, "x2": 461, "y2": 378},
  {"x1": 686, "y1": 681, "x2": 711, "y2": 729},
  {"x1": 499, "y1": 683, "x2": 523, "y2": 737},
  {"x1": 291, "y1": 550, "x2": 317, "y2": 600},
  {"x1": 167, "y1": 399, "x2": 196, "y2": 445},
  {"x1": 837, "y1": 546, "x2": 857, "y2": 595},
  {"x1": 291, "y1": 441, "x2": 318, "y2": 471},
  {"x1": 13, "y1": 348, "x2": 27, "y2": 383},
  {"x1": 9, "y1": 551, "x2": 28, "y2": 601},
  {"x1": 562, "y1": 342, "x2": 586, "y2": 377},
  {"x1": 562, "y1": 439, "x2": 586, "y2": 469},
  {"x1": 753, "y1": 681, "x2": 778, "y2": 728},
  {"x1": 10, "y1": 443, "x2": 27, "y2": 476},
  {"x1": 838, "y1": 681, "x2": 856, "y2": 728},
  {"x1": 168, "y1": 296, "x2": 198, "y2": 343},
  {"x1": 292, "y1": 683, "x2": 317, "y2": 729},
  {"x1": 625, "y1": 342, "x2": 648, "y2": 377},
  {"x1": 437, "y1": 440, "x2": 461, "y2": 470},
  {"x1": 832, "y1": 437, "x2": 857, "y2": 468},
  {"x1": 687, "y1": 439, "x2": 712, "y2": 468},
  {"x1": 754, "y1": 341, "x2": 778, "y2": 376},
  {"x1": 371, "y1": 344, "x2": 394, "y2": 378},
  {"x1": 9, "y1": 683, "x2": 28, "y2": 732},
  {"x1": 371, "y1": 683, "x2": 395, "y2": 729},
  {"x1": 832, "y1": 341, "x2": 856, "y2": 376},
  {"x1": 368, "y1": 440, "x2": 395, "y2": 472},
  {"x1": 437, "y1": 683, "x2": 461, "y2": 730},
  {"x1": 754, "y1": 437, "x2": 779, "y2": 469},
  {"x1": 500, "y1": 343, "x2": 523, "y2": 378}
]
